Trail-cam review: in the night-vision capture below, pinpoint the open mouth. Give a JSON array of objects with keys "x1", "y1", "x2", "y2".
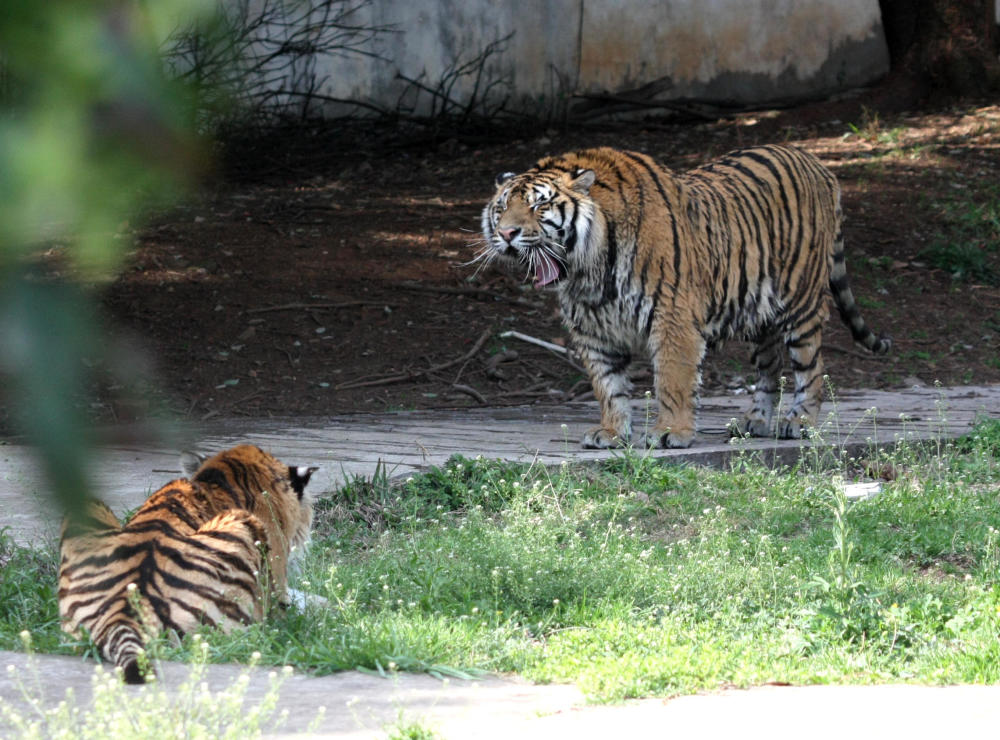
[{"x1": 532, "y1": 249, "x2": 562, "y2": 287}]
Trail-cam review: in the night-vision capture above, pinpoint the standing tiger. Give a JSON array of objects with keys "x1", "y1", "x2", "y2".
[
  {"x1": 58, "y1": 444, "x2": 316, "y2": 683},
  {"x1": 480, "y1": 144, "x2": 891, "y2": 448}
]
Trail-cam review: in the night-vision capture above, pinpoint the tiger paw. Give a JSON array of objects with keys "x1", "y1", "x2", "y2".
[
  {"x1": 641, "y1": 428, "x2": 695, "y2": 449},
  {"x1": 581, "y1": 427, "x2": 627, "y2": 449},
  {"x1": 776, "y1": 416, "x2": 813, "y2": 439},
  {"x1": 731, "y1": 415, "x2": 773, "y2": 438}
]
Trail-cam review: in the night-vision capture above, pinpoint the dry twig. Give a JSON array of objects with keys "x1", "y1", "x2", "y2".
[{"x1": 335, "y1": 327, "x2": 492, "y2": 390}]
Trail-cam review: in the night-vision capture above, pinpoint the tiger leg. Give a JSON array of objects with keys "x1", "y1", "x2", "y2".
[
  {"x1": 580, "y1": 347, "x2": 633, "y2": 448},
  {"x1": 266, "y1": 549, "x2": 291, "y2": 607},
  {"x1": 735, "y1": 330, "x2": 783, "y2": 437},
  {"x1": 778, "y1": 322, "x2": 826, "y2": 439},
  {"x1": 643, "y1": 328, "x2": 705, "y2": 449}
]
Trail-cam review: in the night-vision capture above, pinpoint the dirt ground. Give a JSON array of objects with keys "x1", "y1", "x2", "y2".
[{"x1": 93, "y1": 90, "x2": 1000, "y2": 427}]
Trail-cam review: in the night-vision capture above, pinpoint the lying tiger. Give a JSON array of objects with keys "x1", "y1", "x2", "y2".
[
  {"x1": 58, "y1": 444, "x2": 316, "y2": 683},
  {"x1": 480, "y1": 144, "x2": 891, "y2": 448}
]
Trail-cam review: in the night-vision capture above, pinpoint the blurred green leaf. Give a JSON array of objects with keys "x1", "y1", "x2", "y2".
[
  {"x1": 0, "y1": 0, "x2": 215, "y2": 513},
  {"x1": 0, "y1": 276, "x2": 96, "y2": 516}
]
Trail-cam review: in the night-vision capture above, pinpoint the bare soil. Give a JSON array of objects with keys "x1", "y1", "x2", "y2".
[{"x1": 97, "y1": 93, "x2": 1000, "y2": 426}]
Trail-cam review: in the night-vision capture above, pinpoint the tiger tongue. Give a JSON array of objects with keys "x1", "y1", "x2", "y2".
[{"x1": 534, "y1": 252, "x2": 560, "y2": 287}]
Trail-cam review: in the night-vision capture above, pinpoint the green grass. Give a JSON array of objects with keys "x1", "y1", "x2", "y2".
[
  {"x1": 920, "y1": 188, "x2": 1000, "y2": 284},
  {"x1": 0, "y1": 532, "x2": 62, "y2": 653},
  {"x1": 4, "y1": 420, "x2": 1000, "y2": 701},
  {"x1": 385, "y1": 715, "x2": 442, "y2": 740}
]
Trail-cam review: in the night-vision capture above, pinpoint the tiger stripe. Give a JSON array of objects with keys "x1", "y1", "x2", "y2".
[{"x1": 481, "y1": 144, "x2": 891, "y2": 447}]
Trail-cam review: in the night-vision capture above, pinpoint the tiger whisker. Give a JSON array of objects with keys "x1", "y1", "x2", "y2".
[
  {"x1": 462, "y1": 248, "x2": 496, "y2": 276},
  {"x1": 538, "y1": 241, "x2": 566, "y2": 267}
]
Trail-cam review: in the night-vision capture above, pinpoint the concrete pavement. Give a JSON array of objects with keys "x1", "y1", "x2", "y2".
[{"x1": 3, "y1": 649, "x2": 1000, "y2": 738}]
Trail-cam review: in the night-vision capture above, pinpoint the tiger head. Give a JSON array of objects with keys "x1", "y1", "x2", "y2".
[
  {"x1": 480, "y1": 167, "x2": 599, "y2": 288},
  {"x1": 181, "y1": 445, "x2": 316, "y2": 554}
]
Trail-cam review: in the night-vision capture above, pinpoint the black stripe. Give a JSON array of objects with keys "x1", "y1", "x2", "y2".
[
  {"x1": 768, "y1": 147, "x2": 808, "y2": 295},
  {"x1": 741, "y1": 150, "x2": 793, "y2": 257},
  {"x1": 133, "y1": 498, "x2": 203, "y2": 531},
  {"x1": 790, "y1": 354, "x2": 819, "y2": 373},
  {"x1": 622, "y1": 151, "x2": 682, "y2": 291},
  {"x1": 830, "y1": 274, "x2": 850, "y2": 293},
  {"x1": 602, "y1": 222, "x2": 619, "y2": 305},
  {"x1": 194, "y1": 467, "x2": 241, "y2": 507},
  {"x1": 223, "y1": 459, "x2": 256, "y2": 508},
  {"x1": 643, "y1": 289, "x2": 660, "y2": 337},
  {"x1": 786, "y1": 322, "x2": 822, "y2": 345}
]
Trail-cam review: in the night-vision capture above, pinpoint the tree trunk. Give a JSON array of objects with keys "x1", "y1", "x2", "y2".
[{"x1": 879, "y1": 0, "x2": 1000, "y2": 95}]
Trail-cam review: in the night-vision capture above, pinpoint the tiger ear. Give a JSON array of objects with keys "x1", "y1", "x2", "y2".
[
  {"x1": 495, "y1": 171, "x2": 516, "y2": 187},
  {"x1": 289, "y1": 465, "x2": 319, "y2": 498},
  {"x1": 180, "y1": 451, "x2": 207, "y2": 477},
  {"x1": 568, "y1": 168, "x2": 596, "y2": 195}
]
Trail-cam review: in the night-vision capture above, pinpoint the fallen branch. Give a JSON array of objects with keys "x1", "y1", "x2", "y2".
[
  {"x1": 335, "y1": 327, "x2": 493, "y2": 390},
  {"x1": 499, "y1": 330, "x2": 567, "y2": 354},
  {"x1": 452, "y1": 383, "x2": 487, "y2": 404},
  {"x1": 484, "y1": 349, "x2": 519, "y2": 380},
  {"x1": 500, "y1": 330, "x2": 587, "y2": 374}
]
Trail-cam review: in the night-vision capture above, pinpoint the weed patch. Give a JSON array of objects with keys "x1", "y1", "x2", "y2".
[{"x1": 920, "y1": 188, "x2": 1000, "y2": 284}]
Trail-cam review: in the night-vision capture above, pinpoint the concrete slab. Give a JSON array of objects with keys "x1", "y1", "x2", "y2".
[
  {"x1": 0, "y1": 650, "x2": 582, "y2": 738},
  {"x1": 2, "y1": 385, "x2": 998, "y2": 545},
  {"x1": 4, "y1": 650, "x2": 1000, "y2": 739},
  {"x1": 492, "y1": 684, "x2": 1000, "y2": 740}
]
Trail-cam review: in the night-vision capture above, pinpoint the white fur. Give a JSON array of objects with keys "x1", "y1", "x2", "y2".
[{"x1": 286, "y1": 587, "x2": 329, "y2": 610}]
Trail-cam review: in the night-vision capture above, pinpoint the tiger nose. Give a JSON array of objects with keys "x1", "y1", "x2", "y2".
[{"x1": 497, "y1": 227, "x2": 520, "y2": 244}]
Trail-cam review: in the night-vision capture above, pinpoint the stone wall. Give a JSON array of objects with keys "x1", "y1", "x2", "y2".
[{"x1": 314, "y1": 0, "x2": 889, "y2": 116}]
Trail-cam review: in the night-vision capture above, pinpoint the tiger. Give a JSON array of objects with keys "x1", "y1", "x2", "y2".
[
  {"x1": 479, "y1": 144, "x2": 891, "y2": 448},
  {"x1": 58, "y1": 444, "x2": 316, "y2": 683}
]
